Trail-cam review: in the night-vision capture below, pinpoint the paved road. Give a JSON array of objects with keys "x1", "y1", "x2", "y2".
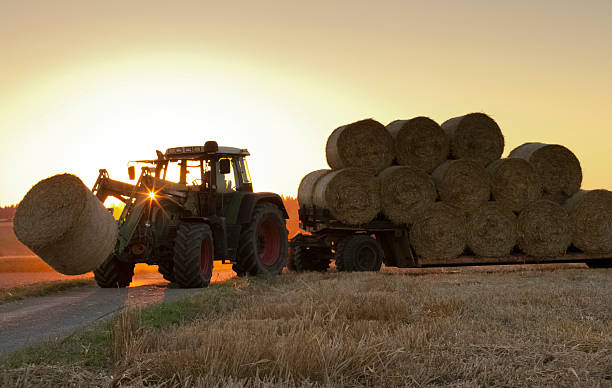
[{"x1": 0, "y1": 257, "x2": 236, "y2": 358}]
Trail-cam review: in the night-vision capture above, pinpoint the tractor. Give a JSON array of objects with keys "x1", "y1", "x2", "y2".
[{"x1": 91, "y1": 141, "x2": 289, "y2": 288}]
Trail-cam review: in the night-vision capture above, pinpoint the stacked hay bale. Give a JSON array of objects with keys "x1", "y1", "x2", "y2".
[
  {"x1": 13, "y1": 174, "x2": 118, "y2": 275},
  {"x1": 298, "y1": 111, "x2": 611, "y2": 262}
]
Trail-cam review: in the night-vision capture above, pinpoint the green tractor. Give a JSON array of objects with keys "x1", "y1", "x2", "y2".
[{"x1": 91, "y1": 141, "x2": 289, "y2": 288}]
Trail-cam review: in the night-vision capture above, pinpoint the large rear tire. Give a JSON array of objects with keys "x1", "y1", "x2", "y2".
[
  {"x1": 172, "y1": 223, "x2": 214, "y2": 288},
  {"x1": 293, "y1": 245, "x2": 332, "y2": 272},
  {"x1": 236, "y1": 202, "x2": 288, "y2": 276},
  {"x1": 94, "y1": 255, "x2": 135, "y2": 288},
  {"x1": 335, "y1": 235, "x2": 383, "y2": 272}
]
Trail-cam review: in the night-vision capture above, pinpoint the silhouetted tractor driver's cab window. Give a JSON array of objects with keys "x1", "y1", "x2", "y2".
[{"x1": 216, "y1": 158, "x2": 238, "y2": 193}]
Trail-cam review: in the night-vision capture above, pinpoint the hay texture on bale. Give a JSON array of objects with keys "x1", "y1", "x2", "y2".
[
  {"x1": 13, "y1": 174, "x2": 118, "y2": 275},
  {"x1": 378, "y1": 165, "x2": 437, "y2": 225},
  {"x1": 409, "y1": 202, "x2": 467, "y2": 260},
  {"x1": 467, "y1": 202, "x2": 517, "y2": 257},
  {"x1": 386, "y1": 117, "x2": 449, "y2": 172},
  {"x1": 517, "y1": 200, "x2": 571, "y2": 257},
  {"x1": 508, "y1": 143, "x2": 582, "y2": 204},
  {"x1": 312, "y1": 168, "x2": 380, "y2": 225},
  {"x1": 441, "y1": 112, "x2": 504, "y2": 166},
  {"x1": 564, "y1": 190, "x2": 612, "y2": 254},
  {"x1": 431, "y1": 159, "x2": 491, "y2": 212},
  {"x1": 297, "y1": 169, "x2": 330, "y2": 208},
  {"x1": 487, "y1": 158, "x2": 542, "y2": 212},
  {"x1": 326, "y1": 119, "x2": 394, "y2": 174}
]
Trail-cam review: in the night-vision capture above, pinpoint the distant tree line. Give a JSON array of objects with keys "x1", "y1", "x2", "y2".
[
  {"x1": 0, "y1": 205, "x2": 16, "y2": 220},
  {"x1": 281, "y1": 196, "x2": 302, "y2": 238}
]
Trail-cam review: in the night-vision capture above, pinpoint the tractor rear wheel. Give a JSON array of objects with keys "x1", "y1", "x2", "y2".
[
  {"x1": 172, "y1": 223, "x2": 214, "y2": 288},
  {"x1": 293, "y1": 246, "x2": 332, "y2": 272},
  {"x1": 157, "y1": 261, "x2": 174, "y2": 282},
  {"x1": 335, "y1": 235, "x2": 383, "y2": 272},
  {"x1": 94, "y1": 255, "x2": 134, "y2": 288},
  {"x1": 236, "y1": 202, "x2": 288, "y2": 276}
]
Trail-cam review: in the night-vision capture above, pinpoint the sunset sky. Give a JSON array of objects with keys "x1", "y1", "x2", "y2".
[{"x1": 1, "y1": 1, "x2": 611, "y2": 206}]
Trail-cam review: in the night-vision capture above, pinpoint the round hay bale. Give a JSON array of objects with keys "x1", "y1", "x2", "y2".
[
  {"x1": 517, "y1": 200, "x2": 571, "y2": 257},
  {"x1": 467, "y1": 202, "x2": 517, "y2": 257},
  {"x1": 564, "y1": 190, "x2": 612, "y2": 254},
  {"x1": 441, "y1": 112, "x2": 504, "y2": 166},
  {"x1": 409, "y1": 202, "x2": 467, "y2": 260},
  {"x1": 487, "y1": 158, "x2": 542, "y2": 212},
  {"x1": 13, "y1": 174, "x2": 118, "y2": 275},
  {"x1": 386, "y1": 117, "x2": 449, "y2": 172},
  {"x1": 508, "y1": 143, "x2": 582, "y2": 204},
  {"x1": 378, "y1": 165, "x2": 437, "y2": 225},
  {"x1": 326, "y1": 119, "x2": 394, "y2": 174},
  {"x1": 312, "y1": 168, "x2": 380, "y2": 225},
  {"x1": 431, "y1": 159, "x2": 491, "y2": 212},
  {"x1": 297, "y1": 169, "x2": 331, "y2": 207}
]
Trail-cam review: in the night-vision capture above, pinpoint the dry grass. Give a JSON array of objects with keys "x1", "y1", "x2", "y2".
[
  {"x1": 0, "y1": 279, "x2": 93, "y2": 304},
  {"x1": 3, "y1": 267, "x2": 611, "y2": 387}
]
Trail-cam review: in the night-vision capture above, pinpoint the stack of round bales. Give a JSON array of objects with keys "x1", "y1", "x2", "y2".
[
  {"x1": 13, "y1": 174, "x2": 118, "y2": 275},
  {"x1": 298, "y1": 112, "x2": 612, "y2": 262}
]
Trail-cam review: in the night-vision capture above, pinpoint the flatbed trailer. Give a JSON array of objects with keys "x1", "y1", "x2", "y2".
[{"x1": 289, "y1": 206, "x2": 612, "y2": 272}]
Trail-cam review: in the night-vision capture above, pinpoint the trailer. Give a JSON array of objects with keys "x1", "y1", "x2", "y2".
[{"x1": 289, "y1": 206, "x2": 612, "y2": 272}]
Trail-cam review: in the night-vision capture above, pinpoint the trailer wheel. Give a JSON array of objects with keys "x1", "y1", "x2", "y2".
[
  {"x1": 293, "y1": 246, "x2": 332, "y2": 272},
  {"x1": 172, "y1": 223, "x2": 214, "y2": 288},
  {"x1": 335, "y1": 235, "x2": 383, "y2": 272},
  {"x1": 94, "y1": 255, "x2": 134, "y2": 288},
  {"x1": 286, "y1": 245, "x2": 297, "y2": 271},
  {"x1": 236, "y1": 202, "x2": 288, "y2": 276},
  {"x1": 586, "y1": 259, "x2": 612, "y2": 268}
]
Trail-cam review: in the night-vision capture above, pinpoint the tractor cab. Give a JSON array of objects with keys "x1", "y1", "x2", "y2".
[{"x1": 127, "y1": 141, "x2": 253, "y2": 193}]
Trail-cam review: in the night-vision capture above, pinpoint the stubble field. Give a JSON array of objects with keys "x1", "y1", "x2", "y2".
[{"x1": 3, "y1": 265, "x2": 611, "y2": 387}]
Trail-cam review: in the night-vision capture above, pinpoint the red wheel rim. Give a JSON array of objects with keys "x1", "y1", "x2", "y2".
[
  {"x1": 257, "y1": 218, "x2": 281, "y2": 266},
  {"x1": 200, "y1": 237, "x2": 213, "y2": 275}
]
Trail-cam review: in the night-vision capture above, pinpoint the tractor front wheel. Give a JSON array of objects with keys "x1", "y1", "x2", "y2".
[
  {"x1": 172, "y1": 223, "x2": 214, "y2": 288},
  {"x1": 94, "y1": 255, "x2": 135, "y2": 288},
  {"x1": 236, "y1": 202, "x2": 288, "y2": 276}
]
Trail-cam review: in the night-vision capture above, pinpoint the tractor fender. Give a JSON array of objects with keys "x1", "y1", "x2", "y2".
[{"x1": 236, "y1": 193, "x2": 289, "y2": 224}]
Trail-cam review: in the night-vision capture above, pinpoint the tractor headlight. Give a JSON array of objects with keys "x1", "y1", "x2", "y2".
[{"x1": 148, "y1": 192, "x2": 156, "y2": 200}]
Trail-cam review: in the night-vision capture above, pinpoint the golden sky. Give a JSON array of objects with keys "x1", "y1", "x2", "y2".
[{"x1": 1, "y1": 1, "x2": 611, "y2": 206}]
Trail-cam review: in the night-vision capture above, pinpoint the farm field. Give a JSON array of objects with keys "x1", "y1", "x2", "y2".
[{"x1": 2, "y1": 266, "x2": 610, "y2": 387}]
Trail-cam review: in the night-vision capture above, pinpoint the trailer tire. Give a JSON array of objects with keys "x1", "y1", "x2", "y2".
[
  {"x1": 335, "y1": 235, "x2": 383, "y2": 272},
  {"x1": 236, "y1": 202, "x2": 288, "y2": 276},
  {"x1": 293, "y1": 246, "x2": 332, "y2": 272},
  {"x1": 586, "y1": 259, "x2": 612, "y2": 268},
  {"x1": 172, "y1": 223, "x2": 214, "y2": 288},
  {"x1": 94, "y1": 255, "x2": 134, "y2": 288}
]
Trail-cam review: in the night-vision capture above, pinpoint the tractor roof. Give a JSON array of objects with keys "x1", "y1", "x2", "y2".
[{"x1": 163, "y1": 145, "x2": 250, "y2": 161}]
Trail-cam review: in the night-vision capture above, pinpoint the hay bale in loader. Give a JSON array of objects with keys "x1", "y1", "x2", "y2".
[
  {"x1": 508, "y1": 142, "x2": 582, "y2": 204},
  {"x1": 409, "y1": 202, "x2": 467, "y2": 260},
  {"x1": 441, "y1": 112, "x2": 504, "y2": 166},
  {"x1": 378, "y1": 165, "x2": 437, "y2": 225},
  {"x1": 386, "y1": 116, "x2": 449, "y2": 172},
  {"x1": 431, "y1": 159, "x2": 491, "y2": 212},
  {"x1": 311, "y1": 168, "x2": 381, "y2": 225},
  {"x1": 326, "y1": 119, "x2": 394, "y2": 174},
  {"x1": 564, "y1": 189, "x2": 612, "y2": 254},
  {"x1": 517, "y1": 199, "x2": 571, "y2": 257},
  {"x1": 466, "y1": 201, "x2": 517, "y2": 257},
  {"x1": 13, "y1": 174, "x2": 118, "y2": 275},
  {"x1": 487, "y1": 158, "x2": 542, "y2": 212}
]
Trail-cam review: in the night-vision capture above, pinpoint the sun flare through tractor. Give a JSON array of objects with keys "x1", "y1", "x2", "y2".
[{"x1": 91, "y1": 141, "x2": 288, "y2": 288}]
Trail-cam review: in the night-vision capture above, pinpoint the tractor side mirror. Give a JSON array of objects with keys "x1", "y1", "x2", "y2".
[
  {"x1": 219, "y1": 159, "x2": 231, "y2": 175},
  {"x1": 128, "y1": 166, "x2": 135, "y2": 180}
]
